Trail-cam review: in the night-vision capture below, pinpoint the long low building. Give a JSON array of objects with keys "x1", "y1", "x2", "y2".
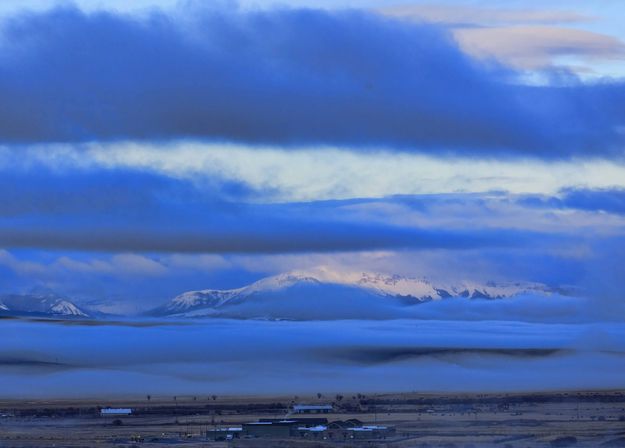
[
  {"x1": 208, "y1": 418, "x2": 326, "y2": 440},
  {"x1": 259, "y1": 417, "x2": 328, "y2": 426},
  {"x1": 205, "y1": 427, "x2": 243, "y2": 440},
  {"x1": 243, "y1": 420, "x2": 296, "y2": 438},
  {"x1": 296, "y1": 419, "x2": 395, "y2": 440},
  {"x1": 347, "y1": 425, "x2": 396, "y2": 439},
  {"x1": 214, "y1": 418, "x2": 395, "y2": 440}
]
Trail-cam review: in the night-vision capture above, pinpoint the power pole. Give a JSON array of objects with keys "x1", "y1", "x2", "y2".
[
  {"x1": 212, "y1": 413, "x2": 216, "y2": 441},
  {"x1": 374, "y1": 393, "x2": 377, "y2": 424}
]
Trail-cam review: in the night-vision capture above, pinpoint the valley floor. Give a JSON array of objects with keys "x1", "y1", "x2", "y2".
[{"x1": 1, "y1": 390, "x2": 624, "y2": 447}]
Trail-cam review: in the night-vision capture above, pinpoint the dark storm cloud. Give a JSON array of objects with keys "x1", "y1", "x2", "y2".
[
  {"x1": 0, "y1": 167, "x2": 252, "y2": 217},
  {"x1": 520, "y1": 188, "x2": 625, "y2": 215},
  {"x1": 555, "y1": 188, "x2": 625, "y2": 215},
  {"x1": 0, "y1": 167, "x2": 548, "y2": 253},
  {"x1": 0, "y1": 216, "x2": 536, "y2": 254},
  {"x1": 0, "y1": 5, "x2": 623, "y2": 156}
]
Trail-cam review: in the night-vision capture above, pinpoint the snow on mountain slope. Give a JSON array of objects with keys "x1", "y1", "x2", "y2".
[
  {"x1": 353, "y1": 271, "x2": 550, "y2": 300},
  {"x1": 162, "y1": 289, "x2": 242, "y2": 314},
  {"x1": 152, "y1": 272, "x2": 327, "y2": 316},
  {"x1": 48, "y1": 300, "x2": 88, "y2": 316},
  {"x1": 153, "y1": 268, "x2": 553, "y2": 318},
  {"x1": 0, "y1": 292, "x2": 88, "y2": 317}
]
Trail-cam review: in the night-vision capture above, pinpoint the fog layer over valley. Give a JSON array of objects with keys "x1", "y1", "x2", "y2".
[
  {"x1": 1, "y1": 2, "x2": 625, "y2": 432},
  {"x1": 2, "y1": 270, "x2": 622, "y2": 398},
  {"x1": 1, "y1": 316, "x2": 624, "y2": 398}
]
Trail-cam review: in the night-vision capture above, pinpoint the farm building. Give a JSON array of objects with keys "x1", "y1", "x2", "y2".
[
  {"x1": 206, "y1": 427, "x2": 243, "y2": 440},
  {"x1": 326, "y1": 419, "x2": 363, "y2": 439},
  {"x1": 292, "y1": 404, "x2": 333, "y2": 414},
  {"x1": 210, "y1": 418, "x2": 395, "y2": 440},
  {"x1": 242, "y1": 418, "x2": 328, "y2": 438},
  {"x1": 347, "y1": 425, "x2": 396, "y2": 439},
  {"x1": 258, "y1": 418, "x2": 328, "y2": 427},
  {"x1": 295, "y1": 424, "x2": 328, "y2": 438},
  {"x1": 242, "y1": 420, "x2": 297, "y2": 438},
  {"x1": 100, "y1": 408, "x2": 132, "y2": 417}
]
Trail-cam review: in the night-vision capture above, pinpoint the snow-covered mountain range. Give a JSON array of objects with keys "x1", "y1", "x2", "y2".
[
  {"x1": 0, "y1": 291, "x2": 88, "y2": 317},
  {"x1": 151, "y1": 268, "x2": 555, "y2": 319},
  {"x1": 0, "y1": 269, "x2": 557, "y2": 320}
]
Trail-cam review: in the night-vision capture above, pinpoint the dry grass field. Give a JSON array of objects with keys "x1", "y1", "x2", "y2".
[{"x1": 1, "y1": 390, "x2": 624, "y2": 447}]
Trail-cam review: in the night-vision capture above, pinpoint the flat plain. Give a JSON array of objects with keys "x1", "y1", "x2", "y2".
[{"x1": 1, "y1": 390, "x2": 624, "y2": 447}]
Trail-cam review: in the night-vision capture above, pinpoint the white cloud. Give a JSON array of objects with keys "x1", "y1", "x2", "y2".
[
  {"x1": 0, "y1": 251, "x2": 168, "y2": 279},
  {"x1": 166, "y1": 254, "x2": 231, "y2": 271},
  {"x1": 378, "y1": 3, "x2": 625, "y2": 75},
  {"x1": 0, "y1": 249, "x2": 48, "y2": 276},
  {"x1": 454, "y1": 25, "x2": 625, "y2": 70},
  {"x1": 381, "y1": 4, "x2": 590, "y2": 26},
  {"x1": 56, "y1": 254, "x2": 168, "y2": 277},
  {"x1": 7, "y1": 142, "x2": 625, "y2": 202}
]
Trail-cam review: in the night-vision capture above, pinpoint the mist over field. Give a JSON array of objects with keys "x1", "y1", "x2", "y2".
[{"x1": 2, "y1": 309, "x2": 625, "y2": 397}]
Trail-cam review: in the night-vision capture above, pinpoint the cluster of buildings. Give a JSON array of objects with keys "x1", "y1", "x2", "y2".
[
  {"x1": 208, "y1": 417, "x2": 395, "y2": 441},
  {"x1": 100, "y1": 404, "x2": 396, "y2": 441}
]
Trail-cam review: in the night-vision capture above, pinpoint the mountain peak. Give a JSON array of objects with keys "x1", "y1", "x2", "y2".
[
  {"x1": 153, "y1": 268, "x2": 554, "y2": 318},
  {"x1": 0, "y1": 291, "x2": 88, "y2": 317}
]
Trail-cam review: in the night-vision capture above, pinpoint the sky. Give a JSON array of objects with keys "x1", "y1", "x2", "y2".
[{"x1": 0, "y1": 0, "x2": 624, "y2": 313}]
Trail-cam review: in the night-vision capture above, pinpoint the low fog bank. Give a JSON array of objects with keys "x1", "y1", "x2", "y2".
[
  {"x1": 409, "y1": 294, "x2": 609, "y2": 323},
  {"x1": 176, "y1": 292, "x2": 623, "y2": 324},
  {"x1": 1, "y1": 318, "x2": 624, "y2": 398}
]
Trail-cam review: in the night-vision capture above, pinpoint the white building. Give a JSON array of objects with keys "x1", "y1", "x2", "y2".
[{"x1": 292, "y1": 404, "x2": 333, "y2": 414}]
